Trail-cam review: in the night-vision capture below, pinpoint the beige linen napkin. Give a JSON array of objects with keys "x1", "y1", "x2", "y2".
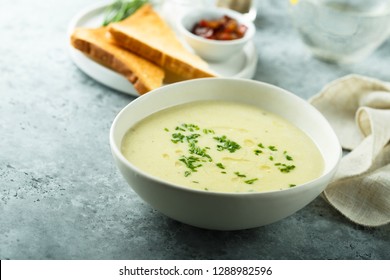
[{"x1": 310, "y1": 74, "x2": 390, "y2": 227}]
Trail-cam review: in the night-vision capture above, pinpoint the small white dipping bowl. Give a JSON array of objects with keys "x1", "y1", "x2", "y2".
[
  {"x1": 110, "y1": 78, "x2": 341, "y2": 230},
  {"x1": 177, "y1": 7, "x2": 256, "y2": 62}
]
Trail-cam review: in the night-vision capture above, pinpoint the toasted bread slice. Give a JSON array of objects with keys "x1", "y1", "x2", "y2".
[
  {"x1": 71, "y1": 27, "x2": 164, "y2": 94},
  {"x1": 108, "y1": 4, "x2": 216, "y2": 80}
]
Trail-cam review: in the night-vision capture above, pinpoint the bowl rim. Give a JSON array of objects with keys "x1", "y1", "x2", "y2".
[
  {"x1": 177, "y1": 7, "x2": 256, "y2": 46},
  {"x1": 110, "y1": 78, "x2": 342, "y2": 197}
]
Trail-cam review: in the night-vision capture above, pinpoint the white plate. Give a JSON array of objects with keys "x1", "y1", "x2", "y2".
[{"x1": 67, "y1": 2, "x2": 258, "y2": 96}]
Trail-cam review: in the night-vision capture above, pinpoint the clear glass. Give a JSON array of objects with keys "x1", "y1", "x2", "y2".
[
  {"x1": 289, "y1": 0, "x2": 390, "y2": 63},
  {"x1": 216, "y1": 0, "x2": 257, "y2": 21}
]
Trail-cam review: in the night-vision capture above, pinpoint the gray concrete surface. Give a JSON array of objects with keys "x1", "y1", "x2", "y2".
[{"x1": 0, "y1": 0, "x2": 389, "y2": 259}]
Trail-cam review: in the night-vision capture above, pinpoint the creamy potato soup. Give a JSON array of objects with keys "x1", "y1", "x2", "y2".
[{"x1": 121, "y1": 101, "x2": 324, "y2": 193}]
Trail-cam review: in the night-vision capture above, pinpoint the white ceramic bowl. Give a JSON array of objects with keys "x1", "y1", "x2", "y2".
[
  {"x1": 110, "y1": 78, "x2": 341, "y2": 230},
  {"x1": 177, "y1": 7, "x2": 256, "y2": 62}
]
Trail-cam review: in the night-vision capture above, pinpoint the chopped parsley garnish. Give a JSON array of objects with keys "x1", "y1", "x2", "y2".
[
  {"x1": 213, "y1": 135, "x2": 241, "y2": 153},
  {"x1": 283, "y1": 150, "x2": 293, "y2": 161},
  {"x1": 171, "y1": 133, "x2": 185, "y2": 143},
  {"x1": 245, "y1": 178, "x2": 258, "y2": 184},
  {"x1": 175, "y1": 126, "x2": 185, "y2": 131},
  {"x1": 179, "y1": 156, "x2": 202, "y2": 174},
  {"x1": 182, "y1": 123, "x2": 199, "y2": 132},
  {"x1": 275, "y1": 163, "x2": 296, "y2": 173},
  {"x1": 234, "y1": 172, "x2": 246, "y2": 178},
  {"x1": 189, "y1": 142, "x2": 212, "y2": 161},
  {"x1": 171, "y1": 132, "x2": 200, "y2": 144},
  {"x1": 168, "y1": 123, "x2": 298, "y2": 185},
  {"x1": 254, "y1": 149, "x2": 263, "y2": 155},
  {"x1": 203, "y1": 129, "x2": 215, "y2": 134},
  {"x1": 174, "y1": 123, "x2": 200, "y2": 132},
  {"x1": 186, "y1": 133, "x2": 201, "y2": 143}
]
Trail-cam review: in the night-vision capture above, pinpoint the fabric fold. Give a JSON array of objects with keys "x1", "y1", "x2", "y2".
[{"x1": 310, "y1": 74, "x2": 390, "y2": 227}]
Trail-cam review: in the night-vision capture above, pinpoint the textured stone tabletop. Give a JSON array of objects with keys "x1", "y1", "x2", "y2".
[{"x1": 1, "y1": 0, "x2": 389, "y2": 260}]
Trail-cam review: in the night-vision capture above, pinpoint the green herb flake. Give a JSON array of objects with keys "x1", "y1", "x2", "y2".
[
  {"x1": 175, "y1": 126, "x2": 185, "y2": 131},
  {"x1": 164, "y1": 128, "x2": 169, "y2": 132},
  {"x1": 268, "y1": 145, "x2": 278, "y2": 151},
  {"x1": 182, "y1": 123, "x2": 199, "y2": 132},
  {"x1": 216, "y1": 163, "x2": 225, "y2": 169},
  {"x1": 283, "y1": 150, "x2": 294, "y2": 161},
  {"x1": 234, "y1": 172, "x2": 246, "y2": 178},
  {"x1": 188, "y1": 142, "x2": 212, "y2": 161},
  {"x1": 254, "y1": 149, "x2": 263, "y2": 155},
  {"x1": 102, "y1": 0, "x2": 148, "y2": 26},
  {"x1": 257, "y1": 143, "x2": 265, "y2": 148},
  {"x1": 286, "y1": 155, "x2": 293, "y2": 161},
  {"x1": 203, "y1": 128, "x2": 215, "y2": 134},
  {"x1": 269, "y1": 156, "x2": 274, "y2": 161},
  {"x1": 171, "y1": 133, "x2": 185, "y2": 143},
  {"x1": 245, "y1": 178, "x2": 258, "y2": 184},
  {"x1": 277, "y1": 164, "x2": 296, "y2": 173},
  {"x1": 289, "y1": 184, "x2": 297, "y2": 188},
  {"x1": 179, "y1": 156, "x2": 202, "y2": 173},
  {"x1": 213, "y1": 135, "x2": 241, "y2": 153},
  {"x1": 186, "y1": 133, "x2": 201, "y2": 143},
  {"x1": 184, "y1": 171, "x2": 191, "y2": 177}
]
